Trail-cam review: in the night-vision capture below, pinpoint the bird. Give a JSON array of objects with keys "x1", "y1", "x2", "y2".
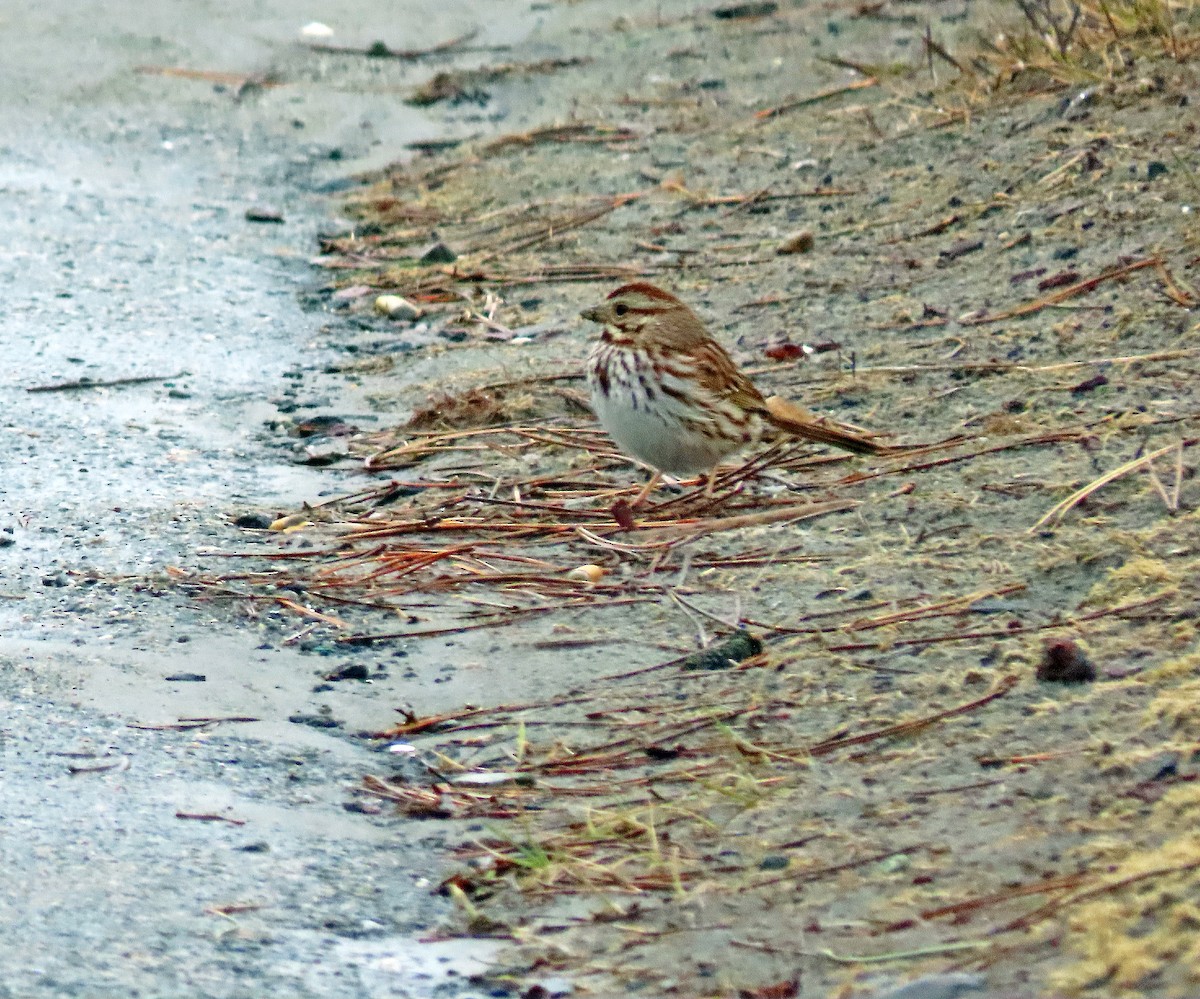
[{"x1": 580, "y1": 282, "x2": 895, "y2": 504}]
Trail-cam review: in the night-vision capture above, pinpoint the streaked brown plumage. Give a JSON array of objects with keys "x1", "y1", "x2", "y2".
[{"x1": 581, "y1": 282, "x2": 893, "y2": 500}]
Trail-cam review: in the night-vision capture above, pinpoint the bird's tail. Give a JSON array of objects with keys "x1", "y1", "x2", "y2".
[{"x1": 762, "y1": 395, "x2": 897, "y2": 456}]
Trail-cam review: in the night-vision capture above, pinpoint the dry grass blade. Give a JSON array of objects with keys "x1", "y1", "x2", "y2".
[{"x1": 1029, "y1": 439, "x2": 1196, "y2": 531}]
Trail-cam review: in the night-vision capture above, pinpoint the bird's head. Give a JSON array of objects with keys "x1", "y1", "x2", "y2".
[{"x1": 580, "y1": 283, "x2": 687, "y2": 333}]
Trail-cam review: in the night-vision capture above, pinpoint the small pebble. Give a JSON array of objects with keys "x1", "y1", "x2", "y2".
[
  {"x1": 776, "y1": 229, "x2": 815, "y2": 255},
  {"x1": 374, "y1": 294, "x2": 423, "y2": 321},
  {"x1": 164, "y1": 673, "x2": 206, "y2": 683},
  {"x1": 233, "y1": 513, "x2": 273, "y2": 530},
  {"x1": 288, "y1": 713, "x2": 342, "y2": 729},
  {"x1": 420, "y1": 241, "x2": 457, "y2": 264},
  {"x1": 681, "y1": 631, "x2": 764, "y2": 671},
  {"x1": 522, "y1": 979, "x2": 573, "y2": 999},
  {"x1": 712, "y1": 1, "x2": 778, "y2": 18},
  {"x1": 244, "y1": 206, "x2": 285, "y2": 224},
  {"x1": 1147, "y1": 161, "x2": 1168, "y2": 180},
  {"x1": 325, "y1": 663, "x2": 370, "y2": 682},
  {"x1": 1037, "y1": 639, "x2": 1096, "y2": 683}
]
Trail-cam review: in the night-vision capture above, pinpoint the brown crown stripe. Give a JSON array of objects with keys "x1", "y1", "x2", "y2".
[{"x1": 607, "y1": 282, "x2": 681, "y2": 304}]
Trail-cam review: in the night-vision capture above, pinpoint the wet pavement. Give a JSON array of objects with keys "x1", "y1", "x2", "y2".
[{"x1": 0, "y1": 2, "x2": 547, "y2": 995}]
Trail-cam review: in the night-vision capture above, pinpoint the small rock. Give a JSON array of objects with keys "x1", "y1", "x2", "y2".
[
  {"x1": 681, "y1": 631, "x2": 763, "y2": 671},
  {"x1": 325, "y1": 663, "x2": 370, "y2": 682},
  {"x1": 776, "y1": 229, "x2": 815, "y2": 255},
  {"x1": 877, "y1": 853, "x2": 911, "y2": 874},
  {"x1": 523, "y1": 979, "x2": 573, "y2": 999},
  {"x1": 712, "y1": 1, "x2": 778, "y2": 16},
  {"x1": 237, "y1": 841, "x2": 271, "y2": 853},
  {"x1": 759, "y1": 855, "x2": 789, "y2": 871},
  {"x1": 374, "y1": 294, "x2": 423, "y2": 321},
  {"x1": 288, "y1": 713, "x2": 342, "y2": 729},
  {"x1": 1141, "y1": 752, "x2": 1179, "y2": 782},
  {"x1": 1147, "y1": 161, "x2": 1168, "y2": 180},
  {"x1": 420, "y1": 241, "x2": 457, "y2": 264},
  {"x1": 1070, "y1": 373, "x2": 1108, "y2": 395},
  {"x1": 245, "y1": 205, "x2": 285, "y2": 224},
  {"x1": 233, "y1": 513, "x2": 273, "y2": 530},
  {"x1": 164, "y1": 673, "x2": 206, "y2": 683},
  {"x1": 291, "y1": 415, "x2": 358, "y2": 438},
  {"x1": 1037, "y1": 639, "x2": 1096, "y2": 683}
]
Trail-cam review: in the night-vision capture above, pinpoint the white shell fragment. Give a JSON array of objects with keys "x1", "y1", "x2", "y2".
[
  {"x1": 567, "y1": 564, "x2": 606, "y2": 583},
  {"x1": 374, "y1": 294, "x2": 423, "y2": 321}
]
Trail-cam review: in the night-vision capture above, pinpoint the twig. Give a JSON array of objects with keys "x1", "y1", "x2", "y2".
[
  {"x1": 807, "y1": 675, "x2": 1019, "y2": 755},
  {"x1": 818, "y1": 940, "x2": 987, "y2": 964},
  {"x1": 27, "y1": 372, "x2": 186, "y2": 393},
  {"x1": 304, "y1": 30, "x2": 480, "y2": 60},
  {"x1": 997, "y1": 857, "x2": 1200, "y2": 934},
  {"x1": 176, "y1": 812, "x2": 247, "y2": 826},
  {"x1": 754, "y1": 77, "x2": 878, "y2": 119},
  {"x1": 134, "y1": 67, "x2": 281, "y2": 98},
  {"x1": 128, "y1": 716, "x2": 259, "y2": 731}
]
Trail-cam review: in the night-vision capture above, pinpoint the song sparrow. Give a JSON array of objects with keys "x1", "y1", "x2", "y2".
[{"x1": 581, "y1": 282, "x2": 894, "y2": 502}]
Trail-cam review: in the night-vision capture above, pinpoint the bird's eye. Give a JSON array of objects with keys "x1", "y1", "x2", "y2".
[{"x1": 613, "y1": 303, "x2": 629, "y2": 316}]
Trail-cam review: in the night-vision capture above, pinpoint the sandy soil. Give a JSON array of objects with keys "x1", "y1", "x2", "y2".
[{"x1": 213, "y1": 1, "x2": 1200, "y2": 996}]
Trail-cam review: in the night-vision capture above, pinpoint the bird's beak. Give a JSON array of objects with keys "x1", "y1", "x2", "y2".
[{"x1": 579, "y1": 304, "x2": 604, "y2": 323}]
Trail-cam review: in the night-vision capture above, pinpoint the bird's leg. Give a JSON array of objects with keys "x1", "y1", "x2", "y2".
[{"x1": 631, "y1": 471, "x2": 663, "y2": 507}]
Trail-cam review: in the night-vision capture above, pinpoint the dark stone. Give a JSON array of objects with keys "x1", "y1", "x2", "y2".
[
  {"x1": 244, "y1": 206, "x2": 284, "y2": 223},
  {"x1": 680, "y1": 631, "x2": 764, "y2": 671},
  {"x1": 233, "y1": 513, "x2": 273, "y2": 530},
  {"x1": 420, "y1": 241, "x2": 457, "y2": 264},
  {"x1": 712, "y1": 2, "x2": 778, "y2": 17},
  {"x1": 325, "y1": 663, "x2": 370, "y2": 682},
  {"x1": 288, "y1": 714, "x2": 342, "y2": 729},
  {"x1": 1037, "y1": 640, "x2": 1096, "y2": 683}
]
